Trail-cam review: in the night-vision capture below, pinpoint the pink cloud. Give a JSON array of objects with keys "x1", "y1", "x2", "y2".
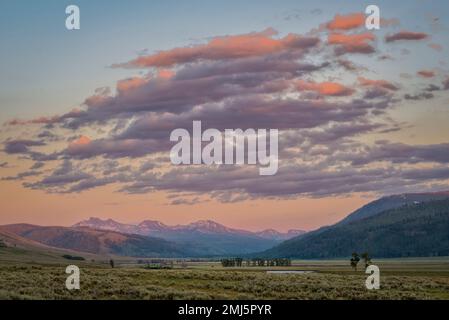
[
  {"x1": 115, "y1": 28, "x2": 319, "y2": 68},
  {"x1": 117, "y1": 77, "x2": 149, "y2": 93}
]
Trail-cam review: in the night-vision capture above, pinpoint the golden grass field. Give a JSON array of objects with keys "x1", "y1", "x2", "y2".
[{"x1": 1, "y1": 246, "x2": 449, "y2": 300}]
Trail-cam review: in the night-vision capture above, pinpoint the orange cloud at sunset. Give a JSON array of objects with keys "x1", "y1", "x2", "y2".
[
  {"x1": 296, "y1": 80, "x2": 354, "y2": 96},
  {"x1": 328, "y1": 33, "x2": 375, "y2": 46},
  {"x1": 67, "y1": 136, "x2": 91, "y2": 154},
  {"x1": 71, "y1": 135, "x2": 91, "y2": 146},
  {"x1": 326, "y1": 13, "x2": 365, "y2": 30}
]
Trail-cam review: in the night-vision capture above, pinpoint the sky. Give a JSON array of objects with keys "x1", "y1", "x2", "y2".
[{"x1": 1, "y1": 0, "x2": 449, "y2": 232}]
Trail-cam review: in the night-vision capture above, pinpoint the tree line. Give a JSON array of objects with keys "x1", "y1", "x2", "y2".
[{"x1": 221, "y1": 258, "x2": 291, "y2": 267}]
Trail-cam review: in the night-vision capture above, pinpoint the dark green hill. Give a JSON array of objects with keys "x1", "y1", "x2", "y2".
[
  {"x1": 338, "y1": 191, "x2": 449, "y2": 225},
  {"x1": 262, "y1": 199, "x2": 449, "y2": 258}
]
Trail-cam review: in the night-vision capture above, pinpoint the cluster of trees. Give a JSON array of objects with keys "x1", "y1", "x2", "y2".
[
  {"x1": 0, "y1": 239, "x2": 6, "y2": 248},
  {"x1": 62, "y1": 254, "x2": 85, "y2": 261},
  {"x1": 221, "y1": 258, "x2": 291, "y2": 267},
  {"x1": 350, "y1": 252, "x2": 372, "y2": 271}
]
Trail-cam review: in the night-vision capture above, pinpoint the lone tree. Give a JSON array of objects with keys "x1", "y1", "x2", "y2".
[
  {"x1": 109, "y1": 259, "x2": 115, "y2": 268},
  {"x1": 361, "y1": 252, "x2": 372, "y2": 269},
  {"x1": 350, "y1": 252, "x2": 360, "y2": 271}
]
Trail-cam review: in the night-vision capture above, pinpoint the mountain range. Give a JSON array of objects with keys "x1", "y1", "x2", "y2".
[
  {"x1": 2, "y1": 191, "x2": 449, "y2": 259},
  {"x1": 0, "y1": 219, "x2": 305, "y2": 258},
  {"x1": 72, "y1": 218, "x2": 305, "y2": 256},
  {"x1": 73, "y1": 218, "x2": 305, "y2": 241}
]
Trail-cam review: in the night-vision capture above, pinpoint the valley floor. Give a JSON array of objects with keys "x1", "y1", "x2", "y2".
[{"x1": 1, "y1": 249, "x2": 449, "y2": 299}]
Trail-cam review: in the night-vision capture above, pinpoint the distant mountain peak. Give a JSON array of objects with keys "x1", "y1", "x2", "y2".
[
  {"x1": 179, "y1": 220, "x2": 244, "y2": 235},
  {"x1": 138, "y1": 220, "x2": 170, "y2": 232},
  {"x1": 256, "y1": 228, "x2": 306, "y2": 240},
  {"x1": 187, "y1": 219, "x2": 227, "y2": 228},
  {"x1": 73, "y1": 217, "x2": 136, "y2": 233}
]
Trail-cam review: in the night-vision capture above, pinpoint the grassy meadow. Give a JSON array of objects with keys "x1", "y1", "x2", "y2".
[{"x1": 1, "y1": 247, "x2": 449, "y2": 300}]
